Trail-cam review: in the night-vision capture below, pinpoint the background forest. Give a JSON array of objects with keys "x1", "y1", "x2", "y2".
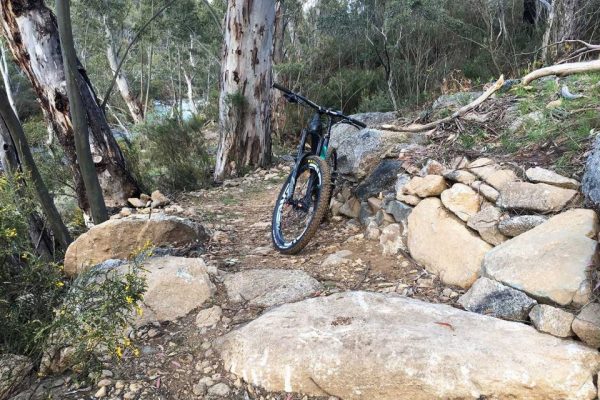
[{"x1": 2, "y1": 0, "x2": 600, "y2": 382}]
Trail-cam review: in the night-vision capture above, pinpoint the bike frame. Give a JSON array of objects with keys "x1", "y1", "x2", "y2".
[{"x1": 272, "y1": 83, "x2": 366, "y2": 204}]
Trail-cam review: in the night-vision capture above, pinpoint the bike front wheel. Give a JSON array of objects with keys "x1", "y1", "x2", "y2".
[{"x1": 271, "y1": 155, "x2": 331, "y2": 254}]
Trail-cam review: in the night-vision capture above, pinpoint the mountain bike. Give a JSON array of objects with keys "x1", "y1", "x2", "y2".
[{"x1": 271, "y1": 83, "x2": 367, "y2": 254}]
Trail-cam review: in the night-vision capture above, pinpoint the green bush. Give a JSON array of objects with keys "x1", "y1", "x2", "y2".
[
  {"x1": 43, "y1": 248, "x2": 148, "y2": 377},
  {"x1": 0, "y1": 176, "x2": 148, "y2": 375},
  {"x1": 126, "y1": 116, "x2": 212, "y2": 193},
  {"x1": 0, "y1": 175, "x2": 64, "y2": 358}
]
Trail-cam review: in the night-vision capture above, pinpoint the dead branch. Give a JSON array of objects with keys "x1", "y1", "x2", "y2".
[
  {"x1": 521, "y1": 59, "x2": 600, "y2": 85},
  {"x1": 380, "y1": 75, "x2": 505, "y2": 133},
  {"x1": 558, "y1": 40, "x2": 600, "y2": 64}
]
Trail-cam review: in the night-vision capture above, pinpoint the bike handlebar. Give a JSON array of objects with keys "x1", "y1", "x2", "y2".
[{"x1": 272, "y1": 83, "x2": 367, "y2": 129}]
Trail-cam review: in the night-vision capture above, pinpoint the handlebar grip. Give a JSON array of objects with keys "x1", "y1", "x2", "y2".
[
  {"x1": 272, "y1": 82, "x2": 292, "y2": 94},
  {"x1": 348, "y1": 118, "x2": 367, "y2": 129}
]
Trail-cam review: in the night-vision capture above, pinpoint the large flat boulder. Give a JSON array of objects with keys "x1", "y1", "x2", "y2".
[
  {"x1": 223, "y1": 269, "x2": 322, "y2": 307},
  {"x1": 330, "y1": 113, "x2": 423, "y2": 181},
  {"x1": 497, "y1": 182, "x2": 577, "y2": 213},
  {"x1": 407, "y1": 198, "x2": 492, "y2": 288},
  {"x1": 64, "y1": 214, "x2": 208, "y2": 276},
  {"x1": 217, "y1": 291, "x2": 600, "y2": 400},
  {"x1": 483, "y1": 209, "x2": 598, "y2": 306}
]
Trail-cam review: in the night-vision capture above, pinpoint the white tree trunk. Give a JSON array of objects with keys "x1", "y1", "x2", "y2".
[
  {"x1": 104, "y1": 18, "x2": 144, "y2": 124},
  {"x1": 0, "y1": 42, "x2": 17, "y2": 117},
  {"x1": 214, "y1": 0, "x2": 275, "y2": 181}
]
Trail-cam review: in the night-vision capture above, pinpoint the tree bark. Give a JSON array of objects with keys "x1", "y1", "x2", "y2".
[
  {"x1": 215, "y1": 0, "x2": 275, "y2": 181},
  {"x1": 0, "y1": 42, "x2": 17, "y2": 116},
  {"x1": 57, "y1": 0, "x2": 108, "y2": 224},
  {"x1": 270, "y1": 0, "x2": 286, "y2": 139},
  {"x1": 104, "y1": 17, "x2": 145, "y2": 124},
  {"x1": 0, "y1": 0, "x2": 140, "y2": 210},
  {"x1": 0, "y1": 87, "x2": 72, "y2": 251},
  {"x1": 541, "y1": 0, "x2": 578, "y2": 63}
]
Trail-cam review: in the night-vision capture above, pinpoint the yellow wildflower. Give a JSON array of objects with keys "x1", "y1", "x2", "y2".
[
  {"x1": 115, "y1": 346, "x2": 123, "y2": 358},
  {"x1": 125, "y1": 296, "x2": 134, "y2": 304},
  {"x1": 55, "y1": 281, "x2": 64, "y2": 288},
  {"x1": 5, "y1": 228, "x2": 17, "y2": 238},
  {"x1": 133, "y1": 348, "x2": 140, "y2": 357},
  {"x1": 135, "y1": 305, "x2": 143, "y2": 316}
]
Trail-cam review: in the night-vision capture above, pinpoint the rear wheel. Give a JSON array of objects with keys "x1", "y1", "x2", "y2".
[{"x1": 271, "y1": 156, "x2": 331, "y2": 254}]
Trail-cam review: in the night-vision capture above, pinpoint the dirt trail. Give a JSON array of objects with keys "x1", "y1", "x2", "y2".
[{"x1": 23, "y1": 165, "x2": 461, "y2": 400}]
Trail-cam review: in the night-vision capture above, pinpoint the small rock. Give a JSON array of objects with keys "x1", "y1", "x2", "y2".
[
  {"x1": 526, "y1": 167, "x2": 579, "y2": 190},
  {"x1": 572, "y1": 303, "x2": 600, "y2": 348},
  {"x1": 195, "y1": 305, "x2": 222, "y2": 328},
  {"x1": 419, "y1": 159, "x2": 445, "y2": 176},
  {"x1": 140, "y1": 193, "x2": 151, "y2": 202},
  {"x1": 358, "y1": 201, "x2": 374, "y2": 226},
  {"x1": 497, "y1": 215, "x2": 547, "y2": 237},
  {"x1": 471, "y1": 181, "x2": 499, "y2": 202},
  {"x1": 94, "y1": 386, "x2": 107, "y2": 398},
  {"x1": 339, "y1": 197, "x2": 361, "y2": 219},
  {"x1": 485, "y1": 169, "x2": 519, "y2": 190},
  {"x1": 192, "y1": 382, "x2": 207, "y2": 396},
  {"x1": 208, "y1": 382, "x2": 231, "y2": 397},
  {"x1": 443, "y1": 170, "x2": 477, "y2": 185},
  {"x1": 529, "y1": 304, "x2": 575, "y2": 338},
  {"x1": 497, "y1": 182, "x2": 577, "y2": 213},
  {"x1": 383, "y1": 200, "x2": 412, "y2": 224},
  {"x1": 468, "y1": 158, "x2": 497, "y2": 180},
  {"x1": 119, "y1": 207, "x2": 132, "y2": 217},
  {"x1": 395, "y1": 173, "x2": 411, "y2": 195},
  {"x1": 467, "y1": 206, "x2": 507, "y2": 246},
  {"x1": 396, "y1": 194, "x2": 420, "y2": 206},
  {"x1": 379, "y1": 224, "x2": 403, "y2": 256},
  {"x1": 367, "y1": 197, "x2": 383, "y2": 213},
  {"x1": 458, "y1": 277, "x2": 536, "y2": 321},
  {"x1": 403, "y1": 175, "x2": 446, "y2": 198},
  {"x1": 365, "y1": 222, "x2": 381, "y2": 240},
  {"x1": 97, "y1": 379, "x2": 112, "y2": 387},
  {"x1": 150, "y1": 190, "x2": 170, "y2": 207},
  {"x1": 323, "y1": 250, "x2": 353, "y2": 267},
  {"x1": 127, "y1": 198, "x2": 146, "y2": 208},
  {"x1": 440, "y1": 183, "x2": 481, "y2": 221}
]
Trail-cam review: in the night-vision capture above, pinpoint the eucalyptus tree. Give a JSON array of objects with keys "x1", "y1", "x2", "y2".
[
  {"x1": 0, "y1": 0, "x2": 140, "y2": 211},
  {"x1": 56, "y1": 0, "x2": 108, "y2": 224},
  {"x1": 215, "y1": 0, "x2": 276, "y2": 181}
]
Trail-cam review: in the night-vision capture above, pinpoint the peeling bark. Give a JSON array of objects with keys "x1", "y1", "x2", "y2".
[
  {"x1": 215, "y1": 0, "x2": 275, "y2": 181},
  {"x1": 0, "y1": 0, "x2": 140, "y2": 209}
]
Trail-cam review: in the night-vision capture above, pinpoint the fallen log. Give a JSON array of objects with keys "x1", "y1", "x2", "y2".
[
  {"x1": 381, "y1": 75, "x2": 505, "y2": 133},
  {"x1": 522, "y1": 59, "x2": 600, "y2": 85}
]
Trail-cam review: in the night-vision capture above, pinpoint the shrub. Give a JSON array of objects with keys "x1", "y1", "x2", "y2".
[
  {"x1": 126, "y1": 116, "x2": 211, "y2": 193},
  {"x1": 0, "y1": 175, "x2": 65, "y2": 358},
  {"x1": 41, "y1": 248, "x2": 149, "y2": 377}
]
